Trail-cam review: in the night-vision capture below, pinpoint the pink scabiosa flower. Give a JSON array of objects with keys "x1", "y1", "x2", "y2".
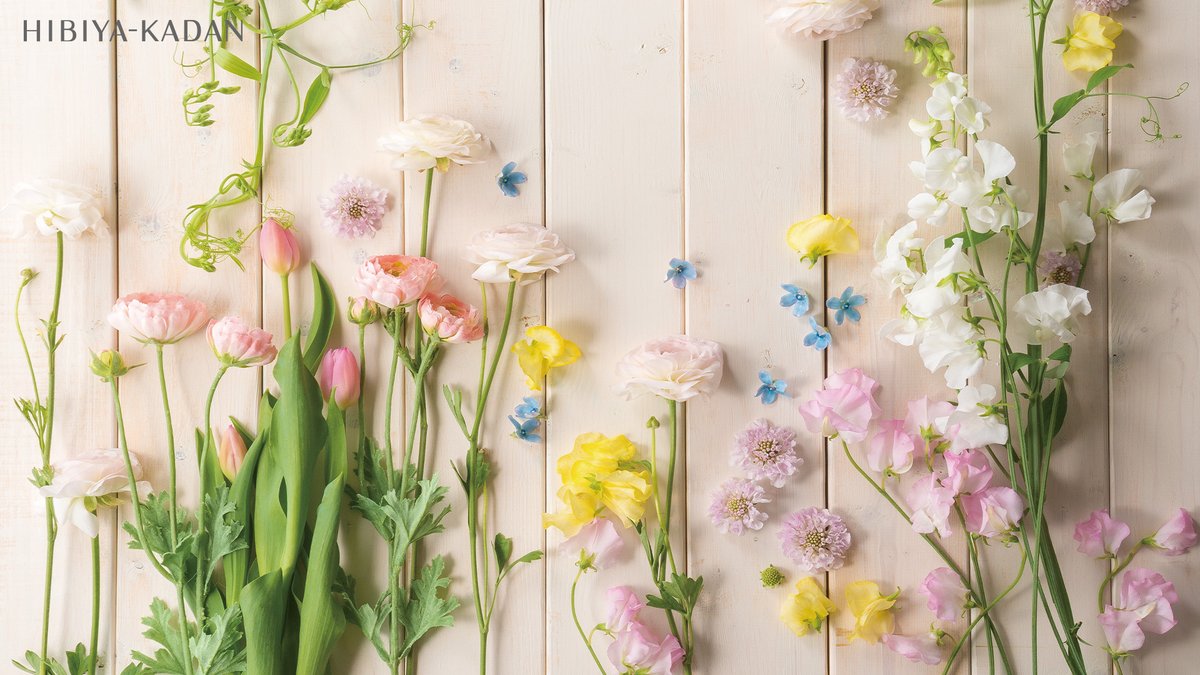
[
  {"x1": 867, "y1": 419, "x2": 917, "y2": 475},
  {"x1": 418, "y1": 293, "x2": 484, "y2": 343},
  {"x1": 834, "y1": 58, "x2": 900, "y2": 122},
  {"x1": 207, "y1": 316, "x2": 277, "y2": 367},
  {"x1": 708, "y1": 478, "x2": 770, "y2": 535},
  {"x1": 961, "y1": 486, "x2": 1025, "y2": 540},
  {"x1": 942, "y1": 449, "x2": 993, "y2": 496},
  {"x1": 317, "y1": 347, "x2": 361, "y2": 410},
  {"x1": 1074, "y1": 509, "x2": 1131, "y2": 558},
  {"x1": 217, "y1": 423, "x2": 247, "y2": 481},
  {"x1": 1149, "y1": 508, "x2": 1198, "y2": 556},
  {"x1": 565, "y1": 517, "x2": 623, "y2": 571},
  {"x1": 319, "y1": 175, "x2": 389, "y2": 239},
  {"x1": 798, "y1": 368, "x2": 880, "y2": 443},
  {"x1": 907, "y1": 473, "x2": 955, "y2": 538},
  {"x1": 1038, "y1": 250, "x2": 1082, "y2": 287},
  {"x1": 1076, "y1": 0, "x2": 1129, "y2": 15},
  {"x1": 920, "y1": 567, "x2": 969, "y2": 622},
  {"x1": 1100, "y1": 568, "x2": 1179, "y2": 655},
  {"x1": 354, "y1": 254, "x2": 439, "y2": 309},
  {"x1": 882, "y1": 633, "x2": 945, "y2": 665},
  {"x1": 108, "y1": 292, "x2": 210, "y2": 345},
  {"x1": 259, "y1": 217, "x2": 301, "y2": 276},
  {"x1": 777, "y1": 507, "x2": 851, "y2": 573},
  {"x1": 731, "y1": 418, "x2": 801, "y2": 488}
]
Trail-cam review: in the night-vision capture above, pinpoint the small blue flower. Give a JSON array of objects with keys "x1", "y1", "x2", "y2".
[
  {"x1": 826, "y1": 286, "x2": 867, "y2": 325},
  {"x1": 754, "y1": 370, "x2": 792, "y2": 405},
  {"x1": 509, "y1": 415, "x2": 541, "y2": 443},
  {"x1": 497, "y1": 161, "x2": 528, "y2": 198},
  {"x1": 779, "y1": 284, "x2": 811, "y2": 317},
  {"x1": 804, "y1": 317, "x2": 831, "y2": 351},
  {"x1": 514, "y1": 396, "x2": 541, "y2": 419},
  {"x1": 665, "y1": 258, "x2": 698, "y2": 289}
]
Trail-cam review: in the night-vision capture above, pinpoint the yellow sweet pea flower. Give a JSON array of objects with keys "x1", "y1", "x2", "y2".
[
  {"x1": 780, "y1": 577, "x2": 835, "y2": 637},
  {"x1": 512, "y1": 325, "x2": 581, "y2": 390},
  {"x1": 544, "y1": 433, "x2": 653, "y2": 535},
  {"x1": 542, "y1": 487, "x2": 602, "y2": 537},
  {"x1": 845, "y1": 580, "x2": 900, "y2": 644},
  {"x1": 1062, "y1": 12, "x2": 1123, "y2": 73},
  {"x1": 786, "y1": 214, "x2": 860, "y2": 267}
]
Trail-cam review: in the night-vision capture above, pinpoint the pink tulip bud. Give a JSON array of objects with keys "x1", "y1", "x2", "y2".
[
  {"x1": 259, "y1": 217, "x2": 301, "y2": 276},
  {"x1": 217, "y1": 423, "x2": 247, "y2": 482},
  {"x1": 318, "y1": 347, "x2": 360, "y2": 410}
]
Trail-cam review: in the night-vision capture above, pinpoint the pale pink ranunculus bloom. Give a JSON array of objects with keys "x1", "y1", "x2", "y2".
[
  {"x1": 0, "y1": 178, "x2": 108, "y2": 239},
  {"x1": 1149, "y1": 508, "x2": 1198, "y2": 556},
  {"x1": 1100, "y1": 567, "x2": 1179, "y2": 654},
  {"x1": 962, "y1": 486, "x2": 1025, "y2": 539},
  {"x1": 615, "y1": 335, "x2": 724, "y2": 402},
  {"x1": 418, "y1": 293, "x2": 484, "y2": 344},
  {"x1": 259, "y1": 217, "x2": 301, "y2": 276},
  {"x1": 605, "y1": 586, "x2": 645, "y2": 634},
  {"x1": 38, "y1": 448, "x2": 150, "y2": 538},
  {"x1": 217, "y1": 424, "x2": 248, "y2": 482},
  {"x1": 464, "y1": 222, "x2": 575, "y2": 286},
  {"x1": 607, "y1": 622, "x2": 685, "y2": 675},
  {"x1": 354, "y1": 254, "x2": 439, "y2": 309},
  {"x1": 798, "y1": 367, "x2": 880, "y2": 443},
  {"x1": 920, "y1": 567, "x2": 969, "y2": 622},
  {"x1": 108, "y1": 292, "x2": 210, "y2": 345},
  {"x1": 1073, "y1": 509, "x2": 1131, "y2": 558},
  {"x1": 867, "y1": 419, "x2": 917, "y2": 475},
  {"x1": 317, "y1": 347, "x2": 361, "y2": 410},
  {"x1": 906, "y1": 473, "x2": 955, "y2": 538},
  {"x1": 882, "y1": 632, "x2": 945, "y2": 665},
  {"x1": 768, "y1": 0, "x2": 879, "y2": 41},
  {"x1": 207, "y1": 316, "x2": 277, "y2": 368},
  {"x1": 565, "y1": 517, "x2": 623, "y2": 570},
  {"x1": 942, "y1": 449, "x2": 993, "y2": 496}
]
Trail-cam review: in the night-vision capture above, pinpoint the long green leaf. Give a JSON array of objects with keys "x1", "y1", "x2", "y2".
[
  {"x1": 241, "y1": 570, "x2": 286, "y2": 675},
  {"x1": 302, "y1": 265, "x2": 337, "y2": 372},
  {"x1": 294, "y1": 476, "x2": 348, "y2": 675},
  {"x1": 213, "y1": 48, "x2": 261, "y2": 80},
  {"x1": 298, "y1": 69, "x2": 332, "y2": 126}
]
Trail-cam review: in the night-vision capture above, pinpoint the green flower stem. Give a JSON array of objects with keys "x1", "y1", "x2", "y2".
[
  {"x1": 571, "y1": 568, "x2": 608, "y2": 675},
  {"x1": 943, "y1": 547, "x2": 1028, "y2": 675},
  {"x1": 280, "y1": 273, "x2": 293, "y2": 340},
  {"x1": 89, "y1": 527, "x2": 100, "y2": 675},
  {"x1": 419, "y1": 169, "x2": 435, "y2": 257},
  {"x1": 356, "y1": 324, "x2": 369, "y2": 490},
  {"x1": 1098, "y1": 540, "x2": 1145, "y2": 612},
  {"x1": 663, "y1": 400, "x2": 680, "y2": 575},
  {"x1": 194, "y1": 364, "x2": 228, "y2": 628}
]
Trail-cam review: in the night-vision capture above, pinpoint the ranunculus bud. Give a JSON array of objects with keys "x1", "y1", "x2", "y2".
[
  {"x1": 217, "y1": 423, "x2": 247, "y2": 481},
  {"x1": 318, "y1": 347, "x2": 360, "y2": 410},
  {"x1": 259, "y1": 217, "x2": 301, "y2": 276},
  {"x1": 90, "y1": 349, "x2": 136, "y2": 382},
  {"x1": 347, "y1": 296, "x2": 382, "y2": 326},
  {"x1": 418, "y1": 293, "x2": 484, "y2": 343},
  {"x1": 207, "y1": 316, "x2": 277, "y2": 368}
]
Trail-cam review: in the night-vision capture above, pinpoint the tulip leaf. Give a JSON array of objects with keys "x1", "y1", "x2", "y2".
[
  {"x1": 294, "y1": 476, "x2": 348, "y2": 675},
  {"x1": 213, "y1": 47, "x2": 261, "y2": 81},
  {"x1": 241, "y1": 570, "x2": 287, "y2": 675},
  {"x1": 325, "y1": 403, "x2": 348, "y2": 485},
  {"x1": 302, "y1": 265, "x2": 337, "y2": 372}
]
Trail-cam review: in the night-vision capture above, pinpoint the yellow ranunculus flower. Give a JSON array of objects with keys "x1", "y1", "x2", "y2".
[
  {"x1": 845, "y1": 580, "x2": 900, "y2": 644},
  {"x1": 512, "y1": 325, "x2": 581, "y2": 390},
  {"x1": 544, "y1": 433, "x2": 653, "y2": 536},
  {"x1": 1062, "y1": 12, "x2": 1122, "y2": 73},
  {"x1": 786, "y1": 214, "x2": 860, "y2": 267},
  {"x1": 780, "y1": 577, "x2": 835, "y2": 637}
]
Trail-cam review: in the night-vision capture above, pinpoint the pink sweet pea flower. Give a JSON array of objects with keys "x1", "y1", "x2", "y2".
[
  {"x1": 882, "y1": 632, "x2": 945, "y2": 665},
  {"x1": 108, "y1": 292, "x2": 210, "y2": 345},
  {"x1": 962, "y1": 486, "x2": 1025, "y2": 539},
  {"x1": 907, "y1": 473, "x2": 955, "y2": 538},
  {"x1": 354, "y1": 254, "x2": 439, "y2": 309},
  {"x1": 920, "y1": 567, "x2": 969, "y2": 622},
  {"x1": 317, "y1": 347, "x2": 361, "y2": 410},
  {"x1": 867, "y1": 419, "x2": 917, "y2": 474},
  {"x1": 1099, "y1": 607, "x2": 1146, "y2": 655},
  {"x1": 260, "y1": 217, "x2": 301, "y2": 276},
  {"x1": 1100, "y1": 568, "x2": 1179, "y2": 655},
  {"x1": 904, "y1": 396, "x2": 955, "y2": 444},
  {"x1": 1149, "y1": 508, "x2": 1198, "y2": 556},
  {"x1": 418, "y1": 293, "x2": 484, "y2": 343},
  {"x1": 565, "y1": 517, "x2": 623, "y2": 570},
  {"x1": 798, "y1": 367, "x2": 880, "y2": 443},
  {"x1": 607, "y1": 622, "x2": 685, "y2": 675},
  {"x1": 1073, "y1": 509, "x2": 1130, "y2": 558},
  {"x1": 943, "y1": 449, "x2": 993, "y2": 496},
  {"x1": 207, "y1": 316, "x2": 277, "y2": 367},
  {"x1": 606, "y1": 586, "x2": 645, "y2": 634}
]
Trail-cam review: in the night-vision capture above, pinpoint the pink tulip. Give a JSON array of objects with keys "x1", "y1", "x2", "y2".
[
  {"x1": 108, "y1": 292, "x2": 210, "y2": 345},
  {"x1": 259, "y1": 217, "x2": 301, "y2": 276},
  {"x1": 217, "y1": 424, "x2": 247, "y2": 481},
  {"x1": 354, "y1": 254, "x2": 439, "y2": 309},
  {"x1": 943, "y1": 449, "x2": 993, "y2": 496},
  {"x1": 605, "y1": 586, "x2": 645, "y2": 634},
  {"x1": 962, "y1": 486, "x2": 1025, "y2": 539},
  {"x1": 607, "y1": 622, "x2": 684, "y2": 675},
  {"x1": 1149, "y1": 508, "x2": 1198, "y2": 556},
  {"x1": 1073, "y1": 509, "x2": 1130, "y2": 558},
  {"x1": 882, "y1": 633, "x2": 945, "y2": 665},
  {"x1": 798, "y1": 367, "x2": 880, "y2": 443},
  {"x1": 906, "y1": 473, "x2": 955, "y2": 538},
  {"x1": 207, "y1": 316, "x2": 277, "y2": 367},
  {"x1": 318, "y1": 348, "x2": 361, "y2": 410},
  {"x1": 867, "y1": 419, "x2": 916, "y2": 474},
  {"x1": 418, "y1": 293, "x2": 485, "y2": 343},
  {"x1": 919, "y1": 567, "x2": 969, "y2": 622}
]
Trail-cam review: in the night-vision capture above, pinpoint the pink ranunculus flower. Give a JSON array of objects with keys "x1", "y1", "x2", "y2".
[
  {"x1": 943, "y1": 449, "x2": 993, "y2": 496},
  {"x1": 607, "y1": 622, "x2": 685, "y2": 675},
  {"x1": 1149, "y1": 508, "x2": 1198, "y2": 556},
  {"x1": 38, "y1": 448, "x2": 150, "y2": 538},
  {"x1": 417, "y1": 293, "x2": 484, "y2": 344},
  {"x1": 108, "y1": 292, "x2": 210, "y2": 345},
  {"x1": 798, "y1": 367, "x2": 880, "y2": 443},
  {"x1": 217, "y1": 423, "x2": 247, "y2": 481},
  {"x1": 907, "y1": 473, "x2": 955, "y2": 538},
  {"x1": 565, "y1": 518, "x2": 623, "y2": 571},
  {"x1": 867, "y1": 419, "x2": 917, "y2": 474},
  {"x1": 882, "y1": 632, "x2": 945, "y2": 665},
  {"x1": 317, "y1": 347, "x2": 361, "y2": 410},
  {"x1": 615, "y1": 335, "x2": 724, "y2": 402},
  {"x1": 207, "y1": 316, "x2": 277, "y2": 368},
  {"x1": 606, "y1": 586, "x2": 645, "y2": 634},
  {"x1": 1073, "y1": 509, "x2": 1131, "y2": 558},
  {"x1": 354, "y1": 254, "x2": 439, "y2": 309},
  {"x1": 920, "y1": 567, "x2": 969, "y2": 622},
  {"x1": 259, "y1": 217, "x2": 301, "y2": 276},
  {"x1": 962, "y1": 486, "x2": 1025, "y2": 539},
  {"x1": 1100, "y1": 567, "x2": 1179, "y2": 654}
]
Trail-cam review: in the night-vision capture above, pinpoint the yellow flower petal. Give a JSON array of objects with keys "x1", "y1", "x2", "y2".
[
  {"x1": 845, "y1": 580, "x2": 899, "y2": 644},
  {"x1": 781, "y1": 577, "x2": 835, "y2": 637},
  {"x1": 512, "y1": 325, "x2": 582, "y2": 390},
  {"x1": 786, "y1": 214, "x2": 860, "y2": 266},
  {"x1": 1062, "y1": 12, "x2": 1123, "y2": 73}
]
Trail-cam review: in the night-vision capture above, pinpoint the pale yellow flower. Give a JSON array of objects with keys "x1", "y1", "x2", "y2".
[
  {"x1": 543, "y1": 433, "x2": 653, "y2": 536},
  {"x1": 512, "y1": 325, "x2": 581, "y2": 390},
  {"x1": 780, "y1": 577, "x2": 835, "y2": 637},
  {"x1": 845, "y1": 580, "x2": 899, "y2": 644},
  {"x1": 786, "y1": 214, "x2": 860, "y2": 266},
  {"x1": 1062, "y1": 12, "x2": 1123, "y2": 73}
]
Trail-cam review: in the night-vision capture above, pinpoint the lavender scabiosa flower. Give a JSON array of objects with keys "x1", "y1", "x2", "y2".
[
  {"x1": 834, "y1": 58, "x2": 900, "y2": 122},
  {"x1": 319, "y1": 175, "x2": 390, "y2": 238},
  {"x1": 708, "y1": 478, "x2": 770, "y2": 535},
  {"x1": 732, "y1": 419, "x2": 802, "y2": 488},
  {"x1": 1076, "y1": 0, "x2": 1130, "y2": 15},
  {"x1": 778, "y1": 507, "x2": 851, "y2": 572},
  {"x1": 1038, "y1": 250, "x2": 1082, "y2": 287}
]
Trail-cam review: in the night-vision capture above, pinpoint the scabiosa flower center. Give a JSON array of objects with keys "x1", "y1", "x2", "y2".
[
  {"x1": 851, "y1": 80, "x2": 884, "y2": 104},
  {"x1": 803, "y1": 528, "x2": 831, "y2": 551},
  {"x1": 753, "y1": 439, "x2": 782, "y2": 464},
  {"x1": 343, "y1": 195, "x2": 367, "y2": 220},
  {"x1": 726, "y1": 494, "x2": 752, "y2": 519}
]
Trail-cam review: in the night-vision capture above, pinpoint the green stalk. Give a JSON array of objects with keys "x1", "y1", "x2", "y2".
[
  {"x1": 195, "y1": 364, "x2": 228, "y2": 627},
  {"x1": 280, "y1": 274, "x2": 293, "y2": 340},
  {"x1": 943, "y1": 547, "x2": 1027, "y2": 675},
  {"x1": 356, "y1": 324, "x2": 368, "y2": 490},
  {"x1": 89, "y1": 527, "x2": 100, "y2": 675},
  {"x1": 419, "y1": 169, "x2": 434, "y2": 257},
  {"x1": 571, "y1": 568, "x2": 608, "y2": 675}
]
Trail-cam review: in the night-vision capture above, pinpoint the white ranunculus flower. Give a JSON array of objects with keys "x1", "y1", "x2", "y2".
[
  {"x1": 768, "y1": 0, "x2": 879, "y2": 40},
  {"x1": 38, "y1": 448, "x2": 149, "y2": 538},
  {"x1": 1013, "y1": 283, "x2": 1092, "y2": 344},
  {"x1": 1063, "y1": 130, "x2": 1101, "y2": 178},
  {"x1": 948, "y1": 384, "x2": 1008, "y2": 451},
  {"x1": 464, "y1": 222, "x2": 575, "y2": 285},
  {"x1": 377, "y1": 114, "x2": 491, "y2": 172},
  {"x1": 927, "y1": 73, "x2": 991, "y2": 135},
  {"x1": 917, "y1": 312, "x2": 985, "y2": 390},
  {"x1": 0, "y1": 179, "x2": 108, "y2": 239},
  {"x1": 1043, "y1": 200, "x2": 1096, "y2": 252},
  {"x1": 905, "y1": 238, "x2": 970, "y2": 320},
  {"x1": 615, "y1": 335, "x2": 724, "y2": 402},
  {"x1": 1093, "y1": 168, "x2": 1155, "y2": 223},
  {"x1": 873, "y1": 220, "x2": 924, "y2": 295}
]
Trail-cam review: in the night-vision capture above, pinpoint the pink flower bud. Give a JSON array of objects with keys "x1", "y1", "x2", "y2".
[
  {"x1": 347, "y1": 296, "x2": 383, "y2": 326},
  {"x1": 259, "y1": 217, "x2": 301, "y2": 276},
  {"x1": 217, "y1": 424, "x2": 247, "y2": 482},
  {"x1": 1073, "y1": 509, "x2": 1130, "y2": 558},
  {"x1": 207, "y1": 316, "x2": 277, "y2": 368},
  {"x1": 1150, "y1": 508, "x2": 1198, "y2": 556},
  {"x1": 417, "y1": 293, "x2": 484, "y2": 343},
  {"x1": 318, "y1": 347, "x2": 360, "y2": 410}
]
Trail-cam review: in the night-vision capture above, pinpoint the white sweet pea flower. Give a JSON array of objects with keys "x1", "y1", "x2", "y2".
[
  {"x1": 917, "y1": 312, "x2": 985, "y2": 389},
  {"x1": 966, "y1": 201, "x2": 1032, "y2": 234},
  {"x1": 1013, "y1": 283, "x2": 1092, "y2": 344},
  {"x1": 1093, "y1": 169, "x2": 1155, "y2": 223},
  {"x1": 909, "y1": 118, "x2": 941, "y2": 156},
  {"x1": 948, "y1": 384, "x2": 1008, "y2": 451},
  {"x1": 0, "y1": 179, "x2": 108, "y2": 239},
  {"x1": 908, "y1": 192, "x2": 951, "y2": 227},
  {"x1": 906, "y1": 238, "x2": 970, "y2": 319},
  {"x1": 881, "y1": 314, "x2": 922, "y2": 347},
  {"x1": 914, "y1": 147, "x2": 969, "y2": 193},
  {"x1": 1043, "y1": 200, "x2": 1096, "y2": 253},
  {"x1": 977, "y1": 140, "x2": 1016, "y2": 183},
  {"x1": 873, "y1": 221, "x2": 924, "y2": 295},
  {"x1": 926, "y1": 73, "x2": 991, "y2": 135},
  {"x1": 1063, "y1": 130, "x2": 1101, "y2": 178}
]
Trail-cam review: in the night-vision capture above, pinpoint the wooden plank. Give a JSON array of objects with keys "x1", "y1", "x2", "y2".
[
  {"x1": 544, "y1": 0, "x2": 684, "y2": 672},
  {"x1": 112, "y1": 1, "x2": 261, "y2": 665},
  {"x1": 0, "y1": 1, "x2": 117, "y2": 670},
  {"x1": 1110, "y1": 1, "x2": 1200, "y2": 672},
  {"x1": 825, "y1": 3, "x2": 969, "y2": 674},
  {"x1": 683, "y1": 0, "x2": 826, "y2": 671}
]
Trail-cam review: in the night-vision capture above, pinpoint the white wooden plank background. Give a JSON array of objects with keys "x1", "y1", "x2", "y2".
[{"x1": 1, "y1": 1, "x2": 1197, "y2": 673}]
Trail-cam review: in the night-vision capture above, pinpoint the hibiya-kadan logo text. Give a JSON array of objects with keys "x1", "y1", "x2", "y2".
[{"x1": 21, "y1": 18, "x2": 245, "y2": 43}]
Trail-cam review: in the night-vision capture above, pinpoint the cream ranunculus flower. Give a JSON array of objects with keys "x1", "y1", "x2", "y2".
[
  {"x1": 377, "y1": 114, "x2": 491, "y2": 172},
  {"x1": 464, "y1": 222, "x2": 576, "y2": 285},
  {"x1": 1013, "y1": 283, "x2": 1092, "y2": 344},
  {"x1": 0, "y1": 178, "x2": 108, "y2": 239},
  {"x1": 615, "y1": 335, "x2": 724, "y2": 402},
  {"x1": 768, "y1": 0, "x2": 879, "y2": 41},
  {"x1": 38, "y1": 448, "x2": 150, "y2": 538}
]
